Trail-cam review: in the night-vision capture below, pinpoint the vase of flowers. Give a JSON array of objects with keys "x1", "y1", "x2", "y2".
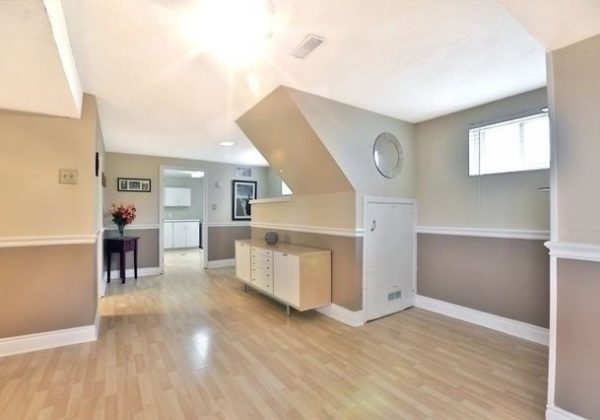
[{"x1": 110, "y1": 204, "x2": 137, "y2": 237}]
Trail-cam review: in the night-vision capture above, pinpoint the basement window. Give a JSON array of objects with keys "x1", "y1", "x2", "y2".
[
  {"x1": 469, "y1": 111, "x2": 550, "y2": 176},
  {"x1": 281, "y1": 180, "x2": 293, "y2": 196}
]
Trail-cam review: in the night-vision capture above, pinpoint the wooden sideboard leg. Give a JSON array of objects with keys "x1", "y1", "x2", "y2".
[
  {"x1": 243, "y1": 284, "x2": 247, "y2": 292},
  {"x1": 286, "y1": 305, "x2": 290, "y2": 316}
]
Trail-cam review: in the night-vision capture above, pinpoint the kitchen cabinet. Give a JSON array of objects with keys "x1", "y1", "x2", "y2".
[
  {"x1": 234, "y1": 240, "x2": 331, "y2": 314},
  {"x1": 163, "y1": 220, "x2": 200, "y2": 249},
  {"x1": 164, "y1": 187, "x2": 191, "y2": 207}
]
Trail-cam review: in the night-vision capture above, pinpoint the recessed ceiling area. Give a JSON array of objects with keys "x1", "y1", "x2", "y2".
[{"x1": 25, "y1": 0, "x2": 600, "y2": 165}]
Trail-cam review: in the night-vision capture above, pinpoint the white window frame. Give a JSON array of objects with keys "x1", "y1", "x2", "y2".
[
  {"x1": 281, "y1": 180, "x2": 292, "y2": 196},
  {"x1": 469, "y1": 110, "x2": 550, "y2": 176}
]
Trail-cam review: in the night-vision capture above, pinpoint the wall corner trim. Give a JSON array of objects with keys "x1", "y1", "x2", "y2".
[
  {"x1": 0, "y1": 324, "x2": 97, "y2": 358},
  {"x1": 414, "y1": 295, "x2": 549, "y2": 345},
  {"x1": 0, "y1": 234, "x2": 97, "y2": 248},
  {"x1": 250, "y1": 222, "x2": 363, "y2": 237},
  {"x1": 546, "y1": 405, "x2": 586, "y2": 420},
  {"x1": 545, "y1": 241, "x2": 600, "y2": 262},
  {"x1": 207, "y1": 258, "x2": 235, "y2": 268},
  {"x1": 316, "y1": 304, "x2": 365, "y2": 327},
  {"x1": 416, "y1": 226, "x2": 550, "y2": 240}
]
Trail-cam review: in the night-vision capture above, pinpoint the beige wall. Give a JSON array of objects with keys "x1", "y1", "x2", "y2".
[
  {"x1": 0, "y1": 244, "x2": 97, "y2": 338},
  {"x1": 550, "y1": 34, "x2": 600, "y2": 419},
  {"x1": 288, "y1": 88, "x2": 417, "y2": 199},
  {"x1": 104, "y1": 153, "x2": 270, "y2": 226},
  {"x1": 0, "y1": 95, "x2": 99, "y2": 236},
  {"x1": 0, "y1": 95, "x2": 101, "y2": 338},
  {"x1": 251, "y1": 192, "x2": 357, "y2": 229},
  {"x1": 237, "y1": 86, "x2": 353, "y2": 196},
  {"x1": 418, "y1": 234, "x2": 549, "y2": 327},
  {"x1": 416, "y1": 88, "x2": 550, "y2": 230},
  {"x1": 556, "y1": 259, "x2": 600, "y2": 419},
  {"x1": 552, "y1": 34, "x2": 600, "y2": 243}
]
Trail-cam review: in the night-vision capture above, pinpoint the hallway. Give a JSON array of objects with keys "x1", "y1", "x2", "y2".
[{"x1": 0, "y1": 259, "x2": 548, "y2": 419}]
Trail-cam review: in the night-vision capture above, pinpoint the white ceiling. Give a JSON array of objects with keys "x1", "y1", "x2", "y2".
[
  {"x1": 0, "y1": 0, "x2": 81, "y2": 117},
  {"x1": 49, "y1": 1, "x2": 600, "y2": 164}
]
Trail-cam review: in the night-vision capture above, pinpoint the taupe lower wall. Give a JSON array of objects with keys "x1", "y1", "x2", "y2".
[
  {"x1": 208, "y1": 226, "x2": 251, "y2": 261},
  {"x1": 0, "y1": 244, "x2": 97, "y2": 338},
  {"x1": 251, "y1": 227, "x2": 362, "y2": 311},
  {"x1": 417, "y1": 234, "x2": 549, "y2": 327},
  {"x1": 104, "y1": 228, "x2": 160, "y2": 270},
  {"x1": 555, "y1": 259, "x2": 600, "y2": 419}
]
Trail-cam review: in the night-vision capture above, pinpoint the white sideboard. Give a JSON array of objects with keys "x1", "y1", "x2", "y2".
[
  {"x1": 164, "y1": 187, "x2": 191, "y2": 207},
  {"x1": 163, "y1": 220, "x2": 200, "y2": 249},
  {"x1": 234, "y1": 239, "x2": 331, "y2": 314}
]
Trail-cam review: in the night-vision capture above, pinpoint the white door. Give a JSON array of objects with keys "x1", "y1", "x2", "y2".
[
  {"x1": 173, "y1": 223, "x2": 187, "y2": 248},
  {"x1": 185, "y1": 222, "x2": 200, "y2": 247},
  {"x1": 365, "y1": 201, "x2": 414, "y2": 321},
  {"x1": 273, "y1": 252, "x2": 300, "y2": 306}
]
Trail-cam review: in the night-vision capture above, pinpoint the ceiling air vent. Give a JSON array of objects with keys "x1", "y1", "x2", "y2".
[{"x1": 291, "y1": 34, "x2": 326, "y2": 59}]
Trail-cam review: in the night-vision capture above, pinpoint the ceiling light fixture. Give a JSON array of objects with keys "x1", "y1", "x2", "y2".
[
  {"x1": 183, "y1": 0, "x2": 275, "y2": 67},
  {"x1": 219, "y1": 141, "x2": 236, "y2": 147},
  {"x1": 191, "y1": 171, "x2": 204, "y2": 178}
]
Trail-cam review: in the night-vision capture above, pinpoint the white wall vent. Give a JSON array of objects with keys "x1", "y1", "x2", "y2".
[{"x1": 291, "y1": 34, "x2": 326, "y2": 59}]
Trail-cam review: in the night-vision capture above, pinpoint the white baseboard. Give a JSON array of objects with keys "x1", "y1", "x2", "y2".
[
  {"x1": 207, "y1": 258, "x2": 235, "y2": 268},
  {"x1": 0, "y1": 324, "x2": 97, "y2": 358},
  {"x1": 316, "y1": 304, "x2": 365, "y2": 327},
  {"x1": 414, "y1": 295, "x2": 549, "y2": 346},
  {"x1": 104, "y1": 266, "x2": 162, "y2": 281},
  {"x1": 546, "y1": 405, "x2": 586, "y2": 420}
]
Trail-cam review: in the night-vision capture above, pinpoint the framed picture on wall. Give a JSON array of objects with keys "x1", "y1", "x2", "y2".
[
  {"x1": 232, "y1": 180, "x2": 257, "y2": 220},
  {"x1": 117, "y1": 178, "x2": 151, "y2": 192}
]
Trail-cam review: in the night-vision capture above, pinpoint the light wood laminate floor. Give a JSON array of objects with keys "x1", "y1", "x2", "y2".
[{"x1": 0, "y1": 250, "x2": 548, "y2": 419}]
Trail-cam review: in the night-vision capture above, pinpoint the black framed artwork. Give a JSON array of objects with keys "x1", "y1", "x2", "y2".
[
  {"x1": 117, "y1": 177, "x2": 151, "y2": 192},
  {"x1": 231, "y1": 180, "x2": 257, "y2": 220}
]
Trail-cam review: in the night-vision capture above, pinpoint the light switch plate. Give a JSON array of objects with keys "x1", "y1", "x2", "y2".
[
  {"x1": 211, "y1": 203, "x2": 217, "y2": 211},
  {"x1": 59, "y1": 169, "x2": 78, "y2": 185}
]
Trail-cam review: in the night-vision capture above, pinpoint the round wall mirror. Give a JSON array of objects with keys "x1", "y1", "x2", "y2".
[{"x1": 373, "y1": 132, "x2": 403, "y2": 178}]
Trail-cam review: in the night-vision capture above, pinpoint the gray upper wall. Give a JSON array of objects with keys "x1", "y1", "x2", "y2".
[
  {"x1": 287, "y1": 88, "x2": 417, "y2": 198},
  {"x1": 416, "y1": 88, "x2": 550, "y2": 230}
]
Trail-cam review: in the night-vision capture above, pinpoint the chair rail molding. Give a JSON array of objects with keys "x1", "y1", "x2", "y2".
[
  {"x1": 416, "y1": 225, "x2": 550, "y2": 240},
  {"x1": 545, "y1": 241, "x2": 600, "y2": 263},
  {"x1": 0, "y1": 234, "x2": 98, "y2": 248}
]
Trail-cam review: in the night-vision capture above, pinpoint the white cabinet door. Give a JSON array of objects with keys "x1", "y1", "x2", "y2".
[
  {"x1": 164, "y1": 187, "x2": 191, "y2": 207},
  {"x1": 185, "y1": 222, "x2": 200, "y2": 247},
  {"x1": 235, "y1": 242, "x2": 251, "y2": 282},
  {"x1": 163, "y1": 222, "x2": 174, "y2": 249},
  {"x1": 274, "y1": 252, "x2": 300, "y2": 306},
  {"x1": 173, "y1": 222, "x2": 187, "y2": 248}
]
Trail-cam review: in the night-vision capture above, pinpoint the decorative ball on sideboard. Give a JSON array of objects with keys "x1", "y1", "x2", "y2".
[{"x1": 264, "y1": 231, "x2": 279, "y2": 245}]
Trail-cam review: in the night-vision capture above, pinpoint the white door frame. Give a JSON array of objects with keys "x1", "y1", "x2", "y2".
[
  {"x1": 362, "y1": 196, "x2": 417, "y2": 320},
  {"x1": 159, "y1": 165, "x2": 209, "y2": 271}
]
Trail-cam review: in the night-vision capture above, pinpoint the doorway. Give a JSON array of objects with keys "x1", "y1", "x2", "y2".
[
  {"x1": 159, "y1": 166, "x2": 209, "y2": 272},
  {"x1": 363, "y1": 197, "x2": 416, "y2": 321}
]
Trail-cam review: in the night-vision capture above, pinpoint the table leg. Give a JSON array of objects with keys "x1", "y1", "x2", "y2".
[
  {"x1": 107, "y1": 251, "x2": 111, "y2": 283},
  {"x1": 134, "y1": 246, "x2": 138, "y2": 279},
  {"x1": 120, "y1": 250, "x2": 126, "y2": 284}
]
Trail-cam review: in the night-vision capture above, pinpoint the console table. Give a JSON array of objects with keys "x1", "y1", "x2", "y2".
[{"x1": 105, "y1": 236, "x2": 139, "y2": 283}]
